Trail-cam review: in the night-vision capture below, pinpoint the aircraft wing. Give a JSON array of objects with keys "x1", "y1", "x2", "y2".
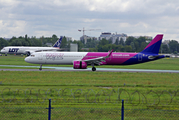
[{"x1": 83, "y1": 50, "x2": 113, "y2": 65}]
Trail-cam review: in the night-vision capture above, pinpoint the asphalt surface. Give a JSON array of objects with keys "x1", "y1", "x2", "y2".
[{"x1": 1, "y1": 65, "x2": 179, "y2": 73}]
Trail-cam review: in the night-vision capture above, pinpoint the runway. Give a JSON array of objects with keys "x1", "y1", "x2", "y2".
[{"x1": 0, "y1": 65, "x2": 179, "y2": 73}]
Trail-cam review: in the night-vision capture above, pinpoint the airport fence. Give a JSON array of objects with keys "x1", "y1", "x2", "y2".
[
  {"x1": 0, "y1": 99, "x2": 179, "y2": 120},
  {"x1": 0, "y1": 87, "x2": 179, "y2": 107}
]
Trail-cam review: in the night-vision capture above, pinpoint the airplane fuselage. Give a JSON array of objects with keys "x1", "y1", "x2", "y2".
[
  {"x1": 0, "y1": 37, "x2": 62, "y2": 56},
  {"x1": 25, "y1": 51, "x2": 165, "y2": 65},
  {"x1": 0, "y1": 46, "x2": 59, "y2": 55}
]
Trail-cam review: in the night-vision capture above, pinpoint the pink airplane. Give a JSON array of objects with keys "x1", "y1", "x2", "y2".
[{"x1": 25, "y1": 34, "x2": 167, "y2": 71}]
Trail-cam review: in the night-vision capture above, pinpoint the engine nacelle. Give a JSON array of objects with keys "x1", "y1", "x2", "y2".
[
  {"x1": 73, "y1": 61, "x2": 87, "y2": 69},
  {"x1": 25, "y1": 51, "x2": 34, "y2": 56}
]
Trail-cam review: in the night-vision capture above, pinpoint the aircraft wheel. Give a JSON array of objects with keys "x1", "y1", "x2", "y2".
[
  {"x1": 92, "y1": 67, "x2": 96, "y2": 71},
  {"x1": 39, "y1": 64, "x2": 42, "y2": 71}
]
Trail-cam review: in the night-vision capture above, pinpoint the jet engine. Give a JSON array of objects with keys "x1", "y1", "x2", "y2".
[
  {"x1": 25, "y1": 50, "x2": 34, "y2": 56},
  {"x1": 73, "y1": 61, "x2": 87, "y2": 69}
]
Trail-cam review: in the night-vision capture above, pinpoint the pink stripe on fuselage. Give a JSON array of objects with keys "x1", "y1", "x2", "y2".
[
  {"x1": 82, "y1": 52, "x2": 138, "y2": 65},
  {"x1": 143, "y1": 34, "x2": 163, "y2": 50}
]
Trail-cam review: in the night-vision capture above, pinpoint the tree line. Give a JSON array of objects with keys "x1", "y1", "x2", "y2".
[
  {"x1": 81, "y1": 36, "x2": 179, "y2": 54},
  {"x1": 0, "y1": 34, "x2": 179, "y2": 54}
]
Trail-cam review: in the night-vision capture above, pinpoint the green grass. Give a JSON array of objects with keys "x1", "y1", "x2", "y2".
[
  {"x1": 0, "y1": 71, "x2": 178, "y2": 87},
  {"x1": 0, "y1": 71, "x2": 178, "y2": 109},
  {"x1": 1, "y1": 107, "x2": 178, "y2": 120}
]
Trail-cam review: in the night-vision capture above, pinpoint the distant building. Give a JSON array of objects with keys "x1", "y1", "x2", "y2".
[
  {"x1": 130, "y1": 36, "x2": 152, "y2": 39},
  {"x1": 46, "y1": 43, "x2": 53, "y2": 47},
  {"x1": 80, "y1": 35, "x2": 97, "y2": 44},
  {"x1": 163, "y1": 40, "x2": 170, "y2": 44},
  {"x1": 99, "y1": 32, "x2": 112, "y2": 41},
  {"x1": 99, "y1": 32, "x2": 127, "y2": 44}
]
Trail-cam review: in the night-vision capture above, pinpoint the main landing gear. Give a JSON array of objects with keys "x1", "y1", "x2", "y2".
[
  {"x1": 39, "y1": 64, "x2": 42, "y2": 71},
  {"x1": 92, "y1": 67, "x2": 96, "y2": 71},
  {"x1": 91, "y1": 63, "x2": 96, "y2": 71}
]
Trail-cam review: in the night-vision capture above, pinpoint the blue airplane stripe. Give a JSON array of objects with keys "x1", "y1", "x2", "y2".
[
  {"x1": 121, "y1": 54, "x2": 139, "y2": 65},
  {"x1": 121, "y1": 39, "x2": 163, "y2": 65},
  {"x1": 121, "y1": 52, "x2": 165, "y2": 65}
]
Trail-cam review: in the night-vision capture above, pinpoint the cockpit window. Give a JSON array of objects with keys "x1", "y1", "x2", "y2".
[{"x1": 31, "y1": 55, "x2": 35, "y2": 57}]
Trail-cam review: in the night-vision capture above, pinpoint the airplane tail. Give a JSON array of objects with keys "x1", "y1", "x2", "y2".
[
  {"x1": 141, "y1": 34, "x2": 163, "y2": 54},
  {"x1": 53, "y1": 36, "x2": 63, "y2": 48}
]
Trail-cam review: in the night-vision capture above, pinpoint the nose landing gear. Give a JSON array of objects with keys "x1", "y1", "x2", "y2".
[{"x1": 39, "y1": 64, "x2": 42, "y2": 71}]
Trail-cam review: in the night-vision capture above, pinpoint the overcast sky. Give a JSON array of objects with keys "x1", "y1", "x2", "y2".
[{"x1": 0, "y1": 0, "x2": 179, "y2": 40}]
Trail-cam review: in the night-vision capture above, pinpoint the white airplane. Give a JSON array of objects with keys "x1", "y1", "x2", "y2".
[
  {"x1": 0, "y1": 36, "x2": 63, "y2": 56},
  {"x1": 25, "y1": 34, "x2": 168, "y2": 71}
]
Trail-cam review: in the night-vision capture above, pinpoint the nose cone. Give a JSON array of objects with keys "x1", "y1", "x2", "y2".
[
  {"x1": 1, "y1": 48, "x2": 6, "y2": 53},
  {"x1": 25, "y1": 57, "x2": 31, "y2": 63},
  {"x1": 0, "y1": 49, "x2": 3, "y2": 53}
]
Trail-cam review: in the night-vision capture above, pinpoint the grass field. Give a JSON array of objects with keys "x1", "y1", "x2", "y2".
[
  {"x1": 0, "y1": 71, "x2": 178, "y2": 87},
  {"x1": 0, "y1": 55, "x2": 179, "y2": 119}
]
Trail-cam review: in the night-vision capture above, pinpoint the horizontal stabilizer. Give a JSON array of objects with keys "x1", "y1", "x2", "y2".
[{"x1": 148, "y1": 55, "x2": 164, "y2": 59}]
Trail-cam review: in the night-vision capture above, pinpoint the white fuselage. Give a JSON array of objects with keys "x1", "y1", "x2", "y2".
[
  {"x1": 0, "y1": 46, "x2": 59, "y2": 55},
  {"x1": 25, "y1": 51, "x2": 88, "y2": 64}
]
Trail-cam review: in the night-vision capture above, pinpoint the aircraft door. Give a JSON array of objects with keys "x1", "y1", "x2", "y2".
[{"x1": 138, "y1": 54, "x2": 142, "y2": 61}]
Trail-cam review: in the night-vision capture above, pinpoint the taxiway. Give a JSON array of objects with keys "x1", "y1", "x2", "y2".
[{"x1": 0, "y1": 65, "x2": 179, "y2": 73}]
